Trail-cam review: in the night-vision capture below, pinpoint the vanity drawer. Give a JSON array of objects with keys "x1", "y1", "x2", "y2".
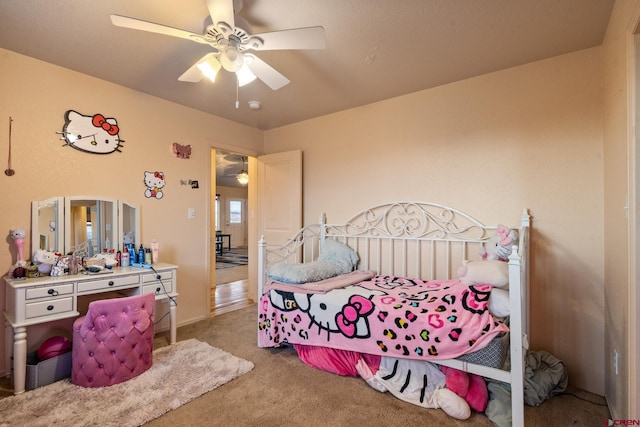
[
  {"x1": 25, "y1": 283, "x2": 74, "y2": 300},
  {"x1": 142, "y1": 270, "x2": 173, "y2": 282},
  {"x1": 77, "y1": 274, "x2": 140, "y2": 293},
  {"x1": 142, "y1": 280, "x2": 173, "y2": 296},
  {"x1": 25, "y1": 297, "x2": 74, "y2": 319}
]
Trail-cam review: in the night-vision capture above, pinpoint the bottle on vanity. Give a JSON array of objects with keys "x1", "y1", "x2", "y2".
[{"x1": 121, "y1": 248, "x2": 130, "y2": 267}]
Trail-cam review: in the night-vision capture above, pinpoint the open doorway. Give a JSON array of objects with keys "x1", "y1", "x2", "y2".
[{"x1": 211, "y1": 149, "x2": 250, "y2": 316}]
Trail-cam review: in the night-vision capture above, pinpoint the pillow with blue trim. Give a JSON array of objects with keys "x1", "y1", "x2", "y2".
[{"x1": 266, "y1": 239, "x2": 359, "y2": 284}]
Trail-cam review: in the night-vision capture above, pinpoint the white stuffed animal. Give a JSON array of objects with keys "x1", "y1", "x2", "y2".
[
  {"x1": 458, "y1": 259, "x2": 510, "y2": 318},
  {"x1": 458, "y1": 259, "x2": 509, "y2": 288},
  {"x1": 480, "y1": 225, "x2": 518, "y2": 261},
  {"x1": 34, "y1": 249, "x2": 58, "y2": 264},
  {"x1": 33, "y1": 249, "x2": 59, "y2": 275}
]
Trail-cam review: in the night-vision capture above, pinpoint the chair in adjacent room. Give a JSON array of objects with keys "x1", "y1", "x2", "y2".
[{"x1": 71, "y1": 292, "x2": 155, "y2": 387}]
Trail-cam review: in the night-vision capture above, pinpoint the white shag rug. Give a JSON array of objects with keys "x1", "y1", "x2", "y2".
[{"x1": 0, "y1": 339, "x2": 254, "y2": 427}]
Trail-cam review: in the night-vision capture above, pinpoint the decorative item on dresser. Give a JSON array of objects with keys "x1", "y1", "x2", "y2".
[
  {"x1": 3, "y1": 263, "x2": 179, "y2": 394},
  {"x1": 258, "y1": 201, "x2": 530, "y2": 426}
]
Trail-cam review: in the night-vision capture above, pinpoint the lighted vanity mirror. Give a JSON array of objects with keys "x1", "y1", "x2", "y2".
[
  {"x1": 31, "y1": 197, "x2": 63, "y2": 253},
  {"x1": 30, "y1": 196, "x2": 139, "y2": 257}
]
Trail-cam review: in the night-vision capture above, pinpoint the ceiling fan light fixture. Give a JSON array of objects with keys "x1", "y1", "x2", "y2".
[
  {"x1": 236, "y1": 156, "x2": 249, "y2": 185},
  {"x1": 220, "y1": 46, "x2": 244, "y2": 72},
  {"x1": 236, "y1": 63, "x2": 257, "y2": 87},
  {"x1": 236, "y1": 170, "x2": 249, "y2": 185},
  {"x1": 196, "y1": 56, "x2": 221, "y2": 82}
]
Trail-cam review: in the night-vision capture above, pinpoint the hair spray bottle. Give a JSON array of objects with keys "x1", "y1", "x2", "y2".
[{"x1": 121, "y1": 248, "x2": 130, "y2": 267}]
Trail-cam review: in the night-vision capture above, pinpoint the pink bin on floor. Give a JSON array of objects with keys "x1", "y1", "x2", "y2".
[{"x1": 71, "y1": 293, "x2": 155, "y2": 387}]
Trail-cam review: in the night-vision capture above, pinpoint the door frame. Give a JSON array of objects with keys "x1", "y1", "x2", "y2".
[{"x1": 210, "y1": 147, "x2": 258, "y2": 316}]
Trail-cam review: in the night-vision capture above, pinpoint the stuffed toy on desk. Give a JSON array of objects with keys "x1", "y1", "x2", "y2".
[{"x1": 8, "y1": 228, "x2": 27, "y2": 278}]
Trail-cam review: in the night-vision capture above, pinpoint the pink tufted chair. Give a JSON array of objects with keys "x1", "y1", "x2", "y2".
[{"x1": 71, "y1": 293, "x2": 155, "y2": 387}]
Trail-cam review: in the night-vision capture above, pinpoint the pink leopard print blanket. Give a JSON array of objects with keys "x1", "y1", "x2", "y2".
[{"x1": 259, "y1": 275, "x2": 508, "y2": 360}]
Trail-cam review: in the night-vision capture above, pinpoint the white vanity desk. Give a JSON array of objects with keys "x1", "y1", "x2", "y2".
[{"x1": 3, "y1": 263, "x2": 178, "y2": 394}]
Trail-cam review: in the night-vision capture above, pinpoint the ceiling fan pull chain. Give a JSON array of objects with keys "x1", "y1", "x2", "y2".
[{"x1": 235, "y1": 76, "x2": 240, "y2": 109}]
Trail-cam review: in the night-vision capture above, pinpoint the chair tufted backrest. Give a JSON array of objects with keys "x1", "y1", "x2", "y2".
[{"x1": 71, "y1": 292, "x2": 155, "y2": 387}]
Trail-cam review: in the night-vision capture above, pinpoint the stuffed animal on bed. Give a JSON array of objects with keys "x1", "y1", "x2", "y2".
[
  {"x1": 480, "y1": 225, "x2": 518, "y2": 261},
  {"x1": 458, "y1": 260, "x2": 510, "y2": 318},
  {"x1": 459, "y1": 225, "x2": 518, "y2": 318},
  {"x1": 458, "y1": 259, "x2": 508, "y2": 288}
]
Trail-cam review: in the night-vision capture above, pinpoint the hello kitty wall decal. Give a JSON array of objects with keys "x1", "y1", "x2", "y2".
[
  {"x1": 57, "y1": 110, "x2": 124, "y2": 154},
  {"x1": 144, "y1": 170, "x2": 166, "y2": 199}
]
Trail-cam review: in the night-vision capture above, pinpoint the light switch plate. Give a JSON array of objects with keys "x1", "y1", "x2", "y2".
[{"x1": 188, "y1": 208, "x2": 196, "y2": 219}]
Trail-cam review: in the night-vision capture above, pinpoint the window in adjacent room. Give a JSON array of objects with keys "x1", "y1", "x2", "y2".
[{"x1": 229, "y1": 200, "x2": 242, "y2": 224}]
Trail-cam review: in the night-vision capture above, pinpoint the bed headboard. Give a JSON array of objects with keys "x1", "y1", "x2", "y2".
[{"x1": 258, "y1": 201, "x2": 530, "y2": 329}]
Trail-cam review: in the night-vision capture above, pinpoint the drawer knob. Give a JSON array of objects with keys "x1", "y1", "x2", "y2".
[
  {"x1": 47, "y1": 305, "x2": 54, "y2": 311},
  {"x1": 156, "y1": 287, "x2": 161, "y2": 294},
  {"x1": 47, "y1": 289, "x2": 59, "y2": 296},
  {"x1": 108, "y1": 281, "x2": 114, "y2": 286}
]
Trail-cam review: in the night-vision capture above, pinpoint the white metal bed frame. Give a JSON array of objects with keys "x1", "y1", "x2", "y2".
[{"x1": 258, "y1": 201, "x2": 530, "y2": 426}]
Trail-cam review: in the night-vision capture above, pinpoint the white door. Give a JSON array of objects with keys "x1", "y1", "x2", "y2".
[
  {"x1": 227, "y1": 197, "x2": 246, "y2": 248},
  {"x1": 257, "y1": 150, "x2": 302, "y2": 247}
]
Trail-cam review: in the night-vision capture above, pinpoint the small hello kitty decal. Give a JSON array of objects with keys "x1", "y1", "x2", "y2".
[
  {"x1": 144, "y1": 171, "x2": 165, "y2": 199},
  {"x1": 59, "y1": 110, "x2": 124, "y2": 154}
]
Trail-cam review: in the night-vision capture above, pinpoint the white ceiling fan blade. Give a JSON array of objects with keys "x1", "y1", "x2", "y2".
[
  {"x1": 110, "y1": 15, "x2": 207, "y2": 44},
  {"x1": 249, "y1": 27, "x2": 326, "y2": 51},
  {"x1": 206, "y1": 0, "x2": 235, "y2": 29},
  {"x1": 245, "y1": 54, "x2": 289, "y2": 90}
]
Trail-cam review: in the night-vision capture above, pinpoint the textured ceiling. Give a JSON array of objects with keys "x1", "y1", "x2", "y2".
[{"x1": 1, "y1": 0, "x2": 614, "y2": 133}]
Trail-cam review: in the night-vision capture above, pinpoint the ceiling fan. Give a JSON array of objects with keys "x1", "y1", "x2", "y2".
[
  {"x1": 110, "y1": 0, "x2": 326, "y2": 91},
  {"x1": 218, "y1": 154, "x2": 249, "y2": 185}
]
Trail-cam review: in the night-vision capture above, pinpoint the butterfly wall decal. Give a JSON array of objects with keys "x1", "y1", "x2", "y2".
[{"x1": 172, "y1": 142, "x2": 192, "y2": 159}]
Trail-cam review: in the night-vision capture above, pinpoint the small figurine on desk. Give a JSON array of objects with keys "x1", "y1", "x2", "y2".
[{"x1": 8, "y1": 228, "x2": 27, "y2": 278}]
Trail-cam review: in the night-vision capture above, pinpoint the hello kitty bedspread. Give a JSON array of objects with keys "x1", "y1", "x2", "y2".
[{"x1": 258, "y1": 275, "x2": 509, "y2": 360}]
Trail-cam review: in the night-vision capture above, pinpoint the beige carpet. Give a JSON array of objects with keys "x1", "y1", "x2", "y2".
[
  {"x1": 0, "y1": 306, "x2": 611, "y2": 426},
  {"x1": 0, "y1": 339, "x2": 253, "y2": 427},
  {"x1": 145, "y1": 305, "x2": 611, "y2": 427}
]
